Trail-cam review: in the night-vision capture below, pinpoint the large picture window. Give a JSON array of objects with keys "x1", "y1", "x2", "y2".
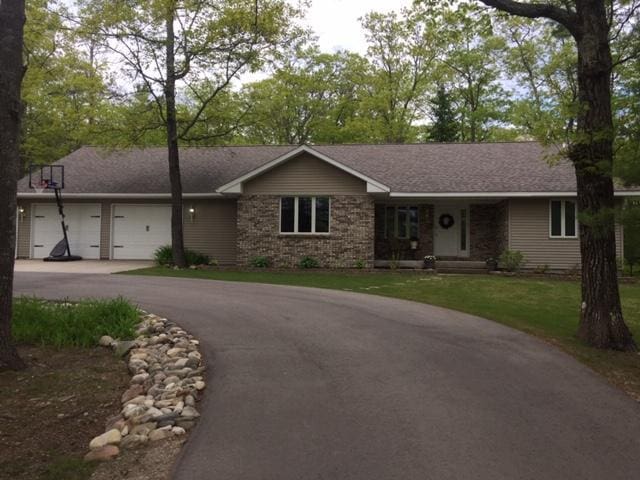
[
  {"x1": 385, "y1": 205, "x2": 419, "y2": 239},
  {"x1": 550, "y1": 200, "x2": 577, "y2": 238},
  {"x1": 280, "y1": 196, "x2": 330, "y2": 234}
]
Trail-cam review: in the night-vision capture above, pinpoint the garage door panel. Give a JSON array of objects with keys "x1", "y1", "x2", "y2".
[
  {"x1": 32, "y1": 204, "x2": 101, "y2": 259},
  {"x1": 112, "y1": 205, "x2": 171, "y2": 260}
]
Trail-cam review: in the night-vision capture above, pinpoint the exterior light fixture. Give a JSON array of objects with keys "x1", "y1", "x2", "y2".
[
  {"x1": 18, "y1": 206, "x2": 25, "y2": 221},
  {"x1": 410, "y1": 237, "x2": 419, "y2": 250},
  {"x1": 188, "y1": 206, "x2": 196, "y2": 222}
]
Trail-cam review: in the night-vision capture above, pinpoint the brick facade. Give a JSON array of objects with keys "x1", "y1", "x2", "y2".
[
  {"x1": 237, "y1": 195, "x2": 375, "y2": 268},
  {"x1": 469, "y1": 201, "x2": 509, "y2": 260}
]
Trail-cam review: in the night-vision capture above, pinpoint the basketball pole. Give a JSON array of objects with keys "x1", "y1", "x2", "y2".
[{"x1": 54, "y1": 188, "x2": 73, "y2": 257}]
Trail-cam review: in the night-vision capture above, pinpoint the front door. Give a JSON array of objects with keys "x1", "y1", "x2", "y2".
[{"x1": 434, "y1": 205, "x2": 469, "y2": 257}]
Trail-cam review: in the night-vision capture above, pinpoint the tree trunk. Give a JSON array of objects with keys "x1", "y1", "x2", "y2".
[
  {"x1": 478, "y1": 0, "x2": 637, "y2": 351},
  {"x1": 572, "y1": 0, "x2": 635, "y2": 350},
  {"x1": 165, "y1": 6, "x2": 186, "y2": 269},
  {"x1": 0, "y1": 0, "x2": 27, "y2": 370}
]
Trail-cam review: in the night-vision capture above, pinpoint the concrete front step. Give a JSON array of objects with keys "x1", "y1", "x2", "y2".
[
  {"x1": 437, "y1": 268, "x2": 489, "y2": 275},
  {"x1": 436, "y1": 260, "x2": 486, "y2": 269},
  {"x1": 374, "y1": 259, "x2": 489, "y2": 273}
]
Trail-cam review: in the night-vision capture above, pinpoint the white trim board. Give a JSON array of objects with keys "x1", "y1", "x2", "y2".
[
  {"x1": 18, "y1": 193, "x2": 224, "y2": 199},
  {"x1": 389, "y1": 191, "x2": 640, "y2": 198},
  {"x1": 215, "y1": 145, "x2": 391, "y2": 194}
]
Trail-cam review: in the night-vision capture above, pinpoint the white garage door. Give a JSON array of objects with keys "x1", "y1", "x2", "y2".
[
  {"x1": 32, "y1": 204, "x2": 101, "y2": 259},
  {"x1": 112, "y1": 205, "x2": 172, "y2": 260}
]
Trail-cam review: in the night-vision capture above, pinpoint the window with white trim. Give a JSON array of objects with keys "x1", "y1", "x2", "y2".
[
  {"x1": 384, "y1": 205, "x2": 419, "y2": 239},
  {"x1": 550, "y1": 200, "x2": 577, "y2": 238},
  {"x1": 280, "y1": 196, "x2": 330, "y2": 234}
]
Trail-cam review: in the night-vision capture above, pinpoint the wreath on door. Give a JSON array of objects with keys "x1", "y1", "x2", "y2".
[{"x1": 438, "y1": 213, "x2": 455, "y2": 230}]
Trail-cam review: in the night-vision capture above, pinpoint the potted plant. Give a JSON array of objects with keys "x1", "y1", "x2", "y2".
[
  {"x1": 423, "y1": 255, "x2": 436, "y2": 270},
  {"x1": 485, "y1": 257, "x2": 498, "y2": 271}
]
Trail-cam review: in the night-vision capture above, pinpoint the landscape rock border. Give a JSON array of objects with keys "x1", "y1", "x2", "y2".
[{"x1": 87, "y1": 311, "x2": 205, "y2": 462}]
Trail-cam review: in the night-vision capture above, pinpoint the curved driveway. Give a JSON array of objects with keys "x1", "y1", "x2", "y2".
[{"x1": 14, "y1": 272, "x2": 640, "y2": 480}]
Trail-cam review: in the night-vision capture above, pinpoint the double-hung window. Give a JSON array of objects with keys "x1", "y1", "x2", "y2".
[
  {"x1": 385, "y1": 206, "x2": 419, "y2": 239},
  {"x1": 280, "y1": 196, "x2": 330, "y2": 234},
  {"x1": 550, "y1": 200, "x2": 577, "y2": 238}
]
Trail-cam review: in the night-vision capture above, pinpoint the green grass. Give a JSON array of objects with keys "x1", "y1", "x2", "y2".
[
  {"x1": 123, "y1": 267, "x2": 640, "y2": 399},
  {"x1": 42, "y1": 456, "x2": 96, "y2": 480},
  {"x1": 13, "y1": 297, "x2": 139, "y2": 347}
]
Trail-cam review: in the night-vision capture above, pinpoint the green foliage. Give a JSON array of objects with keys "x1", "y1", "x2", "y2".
[
  {"x1": 354, "y1": 259, "x2": 366, "y2": 269},
  {"x1": 299, "y1": 256, "x2": 320, "y2": 269},
  {"x1": 250, "y1": 256, "x2": 270, "y2": 268},
  {"x1": 154, "y1": 245, "x2": 210, "y2": 266},
  {"x1": 22, "y1": 0, "x2": 112, "y2": 165},
  {"x1": 12, "y1": 297, "x2": 139, "y2": 347},
  {"x1": 77, "y1": 0, "x2": 306, "y2": 146},
  {"x1": 428, "y1": 85, "x2": 458, "y2": 142},
  {"x1": 499, "y1": 249, "x2": 525, "y2": 272}
]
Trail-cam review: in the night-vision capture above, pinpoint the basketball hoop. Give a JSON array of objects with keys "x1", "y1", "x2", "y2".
[
  {"x1": 33, "y1": 179, "x2": 49, "y2": 194},
  {"x1": 31, "y1": 179, "x2": 49, "y2": 195}
]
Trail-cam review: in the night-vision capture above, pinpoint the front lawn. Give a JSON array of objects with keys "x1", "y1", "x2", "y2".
[
  {"x1": 123, "y1": 267, "x2": 640, "y2": 400},
  {"x1": 13, "y1": 297, "x2": 139, "y2": 347}
]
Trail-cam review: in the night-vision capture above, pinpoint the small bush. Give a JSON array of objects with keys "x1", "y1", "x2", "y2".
[
  {"x1": 250, "y1": 256, "x2": 270, "y2": 268},
  {"x1": 154, "y1": 245, "x2": 210, "y2": 266},
  {"x1": 533, "y1": 264, "x2": 549, "y2": 274},
  {"x1": 299, "y1": 256, "x2": 319, "y2": 269},
  {"x1": 354, "y1": 259, "x2": 366, "y2": 269},
  {"x1": 499, "y1": 249, "x2": 525, "y2": 272},
  {"x1": 185, "y1": 249, "x2": 210, "y2": 266},
  {"x1": 154, "y1": 245, "x2": 173, "y2": 266},
  {"x1": 13, "y1": 297, "x2": 139, "y2": 347}
]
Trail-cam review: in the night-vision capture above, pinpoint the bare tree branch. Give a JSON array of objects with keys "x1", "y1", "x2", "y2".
[{"x1": 479, "y1": 0, "x2": 580, "y2": 38}]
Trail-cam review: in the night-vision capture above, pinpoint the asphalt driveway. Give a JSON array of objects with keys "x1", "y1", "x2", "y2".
[{"x1": 13, "y1": 272, "x2": 640, "y2": 480}]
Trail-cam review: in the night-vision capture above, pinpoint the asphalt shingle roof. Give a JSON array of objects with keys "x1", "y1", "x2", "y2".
[{"x1": 16, "y1": 142, "x2": 633, "y2": 195}]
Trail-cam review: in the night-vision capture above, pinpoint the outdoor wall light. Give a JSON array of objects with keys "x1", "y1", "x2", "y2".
[
  {"x1": 188, "y1": 206, "x2": 196, "y2": 222},
  {"x1": 410, "y1": 238, "x2": 419, "y2": 250},
  {"x1": 18, "y1": 206, "x2": 25, "y2": 221}
]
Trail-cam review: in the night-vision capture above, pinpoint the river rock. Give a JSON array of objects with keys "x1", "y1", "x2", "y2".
[
  {"x1": 84, "y1": 445, "x2": 119, "y2": 462},
  {"x1": 89, "y1": 429, "x2": 121, "y2": 450}
]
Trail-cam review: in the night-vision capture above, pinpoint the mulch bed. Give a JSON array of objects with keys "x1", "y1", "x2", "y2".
[{"x1": 0, "y1": 346, "x2": 129, "y2": 480}]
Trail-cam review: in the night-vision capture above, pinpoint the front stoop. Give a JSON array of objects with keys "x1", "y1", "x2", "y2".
[
  {"x1": 436, "y1": 260, "x2": 487, "y2": 274},
  {"x1": 374, "y1": 259, "x2": 488, "y2": 274}
]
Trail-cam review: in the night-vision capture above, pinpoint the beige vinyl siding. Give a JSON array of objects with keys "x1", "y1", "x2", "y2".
[
  {"x1": 16, "y1": 201, "x2": 32, "y2": 258},
  {"x1": 183, "y1": 199, "x2": 237, "y2": 264},
  {"x1": 243, "y1": 152, "x2": 367, "y2": 195},
  {"x1": 509, "y1": 198, "x2": 624, "y2": 271}
]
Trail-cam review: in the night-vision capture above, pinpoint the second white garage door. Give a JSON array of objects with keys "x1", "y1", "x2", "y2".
[{"x1": 112, "y1": 205, "x2": 172, "y2": 259}]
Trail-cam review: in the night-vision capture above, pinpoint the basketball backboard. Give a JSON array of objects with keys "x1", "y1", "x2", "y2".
[{"x1": 28, "y1": 164, "x2": 65, "y2": 192}]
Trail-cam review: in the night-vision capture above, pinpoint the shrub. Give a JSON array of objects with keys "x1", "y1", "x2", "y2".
[
  {"x1": 499, "y1": 249, "x2": 525, "y2": 272},
  {"x1": 154, "y1": 245, "x2": 173, "y2": 266},
  {"x1": 354, "y1": 259, "x2": 366, "y2": 269},
  {"x1": 299, "y1": 256, "x2": 319, "y2": 269},
  {"x1": 13, "y1": 297, "x2": 139, "y2": 347},
  {"x1": 154, "y1": 245, "x2": 210, "y2": 266},
  {"x1": 250, "y1": 256, "x2": 270, "y2": 268},
  {"x1": 185, "y1": 249, "x2": 210, "y2": 266},
  {"x1": 533, "y1": 264, "x2": 549, "y2": 274}
]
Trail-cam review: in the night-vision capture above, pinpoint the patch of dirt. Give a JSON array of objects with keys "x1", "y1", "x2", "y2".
[
  {"x1": 90, "y1": 437, "x2": 186, "y2": 480},
  {"x1": 0, "y1": 346, "x2": 129, "y2": 480}
]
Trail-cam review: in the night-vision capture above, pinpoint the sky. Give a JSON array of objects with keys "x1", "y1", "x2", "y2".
[{"x1": 301, "y1": 0, "x2": 414, "y2": 54}]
